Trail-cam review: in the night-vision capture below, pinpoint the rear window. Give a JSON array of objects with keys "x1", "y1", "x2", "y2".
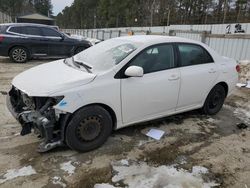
[{"x1": 8, "y1": 26, "x2": 25, "y2": 34}]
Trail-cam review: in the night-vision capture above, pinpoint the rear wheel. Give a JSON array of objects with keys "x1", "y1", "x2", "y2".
[
  {"x1": 65, "y1": 105, "x2": 113, "y2": 152},
  {"x1": 202, "y1": 85, "x2": 226, "y2": 115},
  {"x1": 10, "y1": 46, "x2": 29, "y2": 63}
]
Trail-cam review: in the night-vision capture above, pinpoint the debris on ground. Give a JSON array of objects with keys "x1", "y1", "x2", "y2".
[
  {"x1": 238, "y1": 60, "x2": 250, "y2": 83},
  {"x1": 52, "y1": 176, "x2": 67, "y2": 188},
  {"x1": 60, "y1": 161, "x2": 76, "y2": 176},
  {"x1": 0, "y1": 91, "x2": 7, "y2": 95},
  {"x1": 237, "y1": 123, "x2": 248, "y2": 129}
]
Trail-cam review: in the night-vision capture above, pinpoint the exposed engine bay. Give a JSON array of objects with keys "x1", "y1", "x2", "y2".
[{"x1": 7, "y1": 86, "x2": 70, "y2": 152}]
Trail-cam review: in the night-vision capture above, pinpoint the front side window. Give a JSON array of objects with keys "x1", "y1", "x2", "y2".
[
  {"x1": 129, "y1": 44, "x2": 175, "y2": 74},
  {"x1": 42, "y1": 28, "x2": 61, "y2": 37},
  {"x1": 178, "y1": 44, "x2": 213, "y2": 67}
]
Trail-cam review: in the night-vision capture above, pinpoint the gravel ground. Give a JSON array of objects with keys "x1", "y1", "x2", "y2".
[{"x1": 0, "y1": 57, "x2": 249, "y2": 188}]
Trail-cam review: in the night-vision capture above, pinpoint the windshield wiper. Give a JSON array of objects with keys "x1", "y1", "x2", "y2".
[{"x1": 72, "y1": 57, "x2": 92, "y2": 73}]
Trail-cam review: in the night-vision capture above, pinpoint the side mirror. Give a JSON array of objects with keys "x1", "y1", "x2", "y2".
[
  {"x1": 125, "y1": 66, "x2": 144, "y2": 77},
  {"x1": 60, "y1": 33, "x2": 65, "y2": 41}
]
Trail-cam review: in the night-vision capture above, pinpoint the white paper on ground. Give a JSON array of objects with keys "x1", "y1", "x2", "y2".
[
  {"x1": 146, "y1": 129, "x2": 165, "y2": 140},
  {"x1": 236, "y1": 83, "x2": 247, "y2": 87}
]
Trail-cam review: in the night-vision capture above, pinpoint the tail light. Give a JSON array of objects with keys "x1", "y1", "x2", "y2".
[
  {"x1": 236, "y1": 65, "x2": 240, "y2": 73},
  {"x1": 0, "y1": 35, "x2": 4, "y2": 42}
]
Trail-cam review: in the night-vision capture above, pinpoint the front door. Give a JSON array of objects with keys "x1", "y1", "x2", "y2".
[
  {"x1": 121, "y1": 43, "x2": 180, "y2": 124},
  {"x1": 41, "y1": 27, "x2": 72, "y2": 56}
]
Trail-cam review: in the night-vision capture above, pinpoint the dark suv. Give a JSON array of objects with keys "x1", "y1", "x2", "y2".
[{"x1": 0, "y1": 23, "x2": 91, "y2": 63}]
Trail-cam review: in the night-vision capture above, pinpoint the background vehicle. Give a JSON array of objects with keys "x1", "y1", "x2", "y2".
[
  {"x1": 7, "y1": 36, "x2": 239, "y2": 152},
  {"x1": 0, "y1": 23, "x2": 91, "y2": 63}
]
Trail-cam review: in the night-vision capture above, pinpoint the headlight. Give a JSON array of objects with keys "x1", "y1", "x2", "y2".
[{"x1": 21, "y1": 93, "x2": 35, "y2": 109}]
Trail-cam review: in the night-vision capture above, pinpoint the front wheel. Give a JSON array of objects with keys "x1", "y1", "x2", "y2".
[
  {"x1": 65, "y1": 105, "x2": 113, "y2": 152},
  {"x1": 9, "y1": 46, "x2": 29, "y2": 63},
  {"x1": 202, "y1": 85, "x2": 226, "y2": 115}
]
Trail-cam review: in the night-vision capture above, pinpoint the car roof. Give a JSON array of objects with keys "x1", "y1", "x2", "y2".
[
  {"x1": 0, "y1": 23, "x2": 58, "y2": 28},
  {"x1": 114, "y1": 35, "x2": 202, "y2": 46}
]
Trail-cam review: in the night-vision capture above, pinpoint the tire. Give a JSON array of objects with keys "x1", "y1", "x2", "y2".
[
  {"x1": 202, "y1": 85, "x2": 226, "y2": 115},
  {"x1": 65, "y1": 105, "x2": 113, "y2": 152},
  {"x1": 74, "y1": 47, "x2": 85, "y2": 55},
  {"x1": 9, "y1": 46, "x2": 29, "y2": 63}
]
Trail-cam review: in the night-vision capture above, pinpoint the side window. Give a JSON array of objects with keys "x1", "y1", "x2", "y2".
[
  {"x1": 8, "y1": 26, "x2": 26, "y2": 34},
  {"x1": 129, "y1": 44, "x2": 175, "y2": 74},
  {"x1": 24, "y1": 26, "x2": 42, "y2": 36},
  {"x1": 178, "y1": 44, "x2": 213, "y2": 67},
  {"x1": 41, "y1": 28, "x2": 61, "y2": 37}
]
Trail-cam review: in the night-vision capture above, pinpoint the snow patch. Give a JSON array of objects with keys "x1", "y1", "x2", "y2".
[
  {"x1": 94, "y1": 183, "x2": 116, "y2": 188},
  {"x1": 60, "y1": 161, "x2": 76, "y2": 175},
  {"x1": 234, "y1": 108, "x2": 250, "y2": 124},
  {"x1": 109, "y1": 162, "x2": 219, "y2": 188},
  {"x1": 0, "y1": 165, "x2": 36, "y2": 184},
  {"x1": 120, "y1": 159, "x2": 129, "y2": 166}
]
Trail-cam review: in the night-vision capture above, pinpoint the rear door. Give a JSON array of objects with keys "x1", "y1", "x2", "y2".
[
  {"x1": 41, "y1": 27, "x2": 73, "y2": 56},
  {"x1": 176, "y1": 43, "x2": 219, "y2": 110}
]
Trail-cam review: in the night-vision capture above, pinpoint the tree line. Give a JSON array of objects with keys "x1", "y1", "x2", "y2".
[
  {"x1": 56, "y1": 0, "x2": 250, "y2": 29},
  {"x1": 0, "y1": 0, "x2": 53, "y2": 20}
]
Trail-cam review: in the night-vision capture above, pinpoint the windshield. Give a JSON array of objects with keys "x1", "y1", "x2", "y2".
[{"x1": 74, "y1": 39, "x2": 138, "y2": 71}]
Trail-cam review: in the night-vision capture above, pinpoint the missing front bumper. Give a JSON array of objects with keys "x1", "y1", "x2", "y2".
[{"x1": 6, "y1": 93, "x2": 64, "y2": 152}]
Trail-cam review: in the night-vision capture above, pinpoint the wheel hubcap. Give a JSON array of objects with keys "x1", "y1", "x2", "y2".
[
  {"x1": 209, "y1": 91, "x2": 222, "y2": 109},
  {"x1": 12, "y1": 49, "x2": 27, "y2": 62},
  {"x1": 76, "y1": 116, "x2": 101, "y2": 141}
]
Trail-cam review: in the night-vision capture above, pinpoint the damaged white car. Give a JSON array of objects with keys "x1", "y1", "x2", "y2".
[{"x1": 7, "y1": 36, "x2": 239, "y2": 152}]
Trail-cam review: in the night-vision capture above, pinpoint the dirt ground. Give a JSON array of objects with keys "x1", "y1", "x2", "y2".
[{"x1": 0, "y1": 57, "x2": 249, "y2": 188}]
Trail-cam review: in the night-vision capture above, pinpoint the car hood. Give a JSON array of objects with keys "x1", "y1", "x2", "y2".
[{"x1": 12, "y1": 60, "x2": 96, "y2": 96}]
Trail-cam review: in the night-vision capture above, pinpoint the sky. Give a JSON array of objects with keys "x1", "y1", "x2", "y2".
[{"x1": 51, "y1": 0, "x2": 74, "y2": 15}]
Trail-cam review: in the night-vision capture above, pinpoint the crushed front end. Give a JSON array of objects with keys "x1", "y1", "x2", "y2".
[{"x1": 6, "y1": 86, "x2": 69, "y2": 152}]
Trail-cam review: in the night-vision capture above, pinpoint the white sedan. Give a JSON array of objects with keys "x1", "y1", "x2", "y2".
[{"x1": 7, "y1": 35, "x2": 239, "y2": 152}]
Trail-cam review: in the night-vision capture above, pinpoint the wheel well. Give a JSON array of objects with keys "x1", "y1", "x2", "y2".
[
  {"x1": 61, "y1": 103, "x2": 117, "y2": 142},
  {"x1": 8, "y1": 45, "x2": 30, "y2": 56},
  {"x1": 216, "y1": 82, "x2": 228, "y2": 96},
  {"x1": 93, "y1": 103, "x2": 117, "y2": 130}
]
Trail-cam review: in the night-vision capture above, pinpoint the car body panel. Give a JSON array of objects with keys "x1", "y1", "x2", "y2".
[{"x1": 12, "y1": 60, "x2": 96, "y2": 96}]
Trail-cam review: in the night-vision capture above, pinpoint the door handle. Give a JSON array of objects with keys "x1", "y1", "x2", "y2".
[{"x1": 168, "y1": 75, "x2": 180, "y2": 81}]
